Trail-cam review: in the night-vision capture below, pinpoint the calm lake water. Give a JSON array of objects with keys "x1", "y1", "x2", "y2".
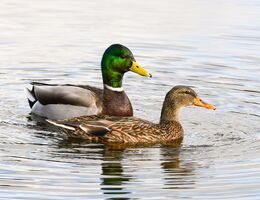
[{"x1": 0, "y1": 0, "x2": 260, "y2": 199}]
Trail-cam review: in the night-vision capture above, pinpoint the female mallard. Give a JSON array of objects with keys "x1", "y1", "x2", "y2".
[
  {"x1": 26, "y1": 44, "x2": 151, "y2": 120},
  {"x1": 47, "y1": 86, "x2": 216, "y2": 144}
]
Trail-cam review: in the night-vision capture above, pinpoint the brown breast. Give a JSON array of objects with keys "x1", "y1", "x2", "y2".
[{"x1": 102, "y1": 88, "x2": 133, "y2": 117}]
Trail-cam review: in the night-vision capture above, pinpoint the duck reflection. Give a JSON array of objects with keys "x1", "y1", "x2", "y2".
[
  {"x1": 56, "y1": 139, "x2": 132, "y2": 199},
  {"x1": 100, "y1": 146, "x2": 132, "y2": 198},
  {"x1": 160, "y1": 143, "x2": 196, "y2": 190}
]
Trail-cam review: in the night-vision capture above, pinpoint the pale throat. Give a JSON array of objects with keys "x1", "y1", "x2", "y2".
[{"x1": 160, "y1": 104, "x2": 183, "y2": 123}]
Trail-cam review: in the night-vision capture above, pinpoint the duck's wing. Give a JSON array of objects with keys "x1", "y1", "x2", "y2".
[
  {"x1": 47, "y1": 115, "x2": 162, "y2": 143},
  {"x1": 26, "y1": 82, "x2": 103, "y2": 107},
  {"x1": 30, "y1": 82, "x2": 103, "y2": 99},
  {"x1": 26, "y1": 82, "x2": 103, "y2": 120},
  {"x1": 77, "y1": 117, "x2": 158, "y2": 143},
  {"x1": 47, "y1": 117, "x2": 113, "y2": 138}
]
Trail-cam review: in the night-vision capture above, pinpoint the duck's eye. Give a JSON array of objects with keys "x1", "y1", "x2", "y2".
[{"x1": 184, "y1": 91, "x2": 190, "y2": 95}]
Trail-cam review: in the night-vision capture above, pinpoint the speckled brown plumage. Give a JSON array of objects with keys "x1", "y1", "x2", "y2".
[
  {"x1": 48, "y1": 86, "x2": 216, "y2": 144},
  {"x1": 53, "y1": 115, "x2": 183, "y2": 143}
]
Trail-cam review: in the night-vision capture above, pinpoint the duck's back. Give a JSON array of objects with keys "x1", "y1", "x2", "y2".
[
  {"x1": 105, "y1": 118, "x2": 183, "y2": 143},
  {"x1": 26, "y1": 83, "x2": 103, "y2": 120},
  {"x1": 54, "y1": 115, "x2": 183, "y2": 143}
]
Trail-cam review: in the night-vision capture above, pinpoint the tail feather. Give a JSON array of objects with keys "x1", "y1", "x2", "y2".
[
  {"x1": 46, "y1": 119, "x2": 76, "y2": 131},
  {"x1": 25, "y1": 84, "x2": 37, "y2": 108},
  {"x1": 46, "y1": 119, "x2": 110, "y2": 137}
]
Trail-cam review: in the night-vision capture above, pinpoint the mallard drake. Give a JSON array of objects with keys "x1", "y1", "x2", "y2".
[
  {"x1": 47, "y1": 86, "x2": 216, "y2": 144},
  {"x1": 26, "y1": 44, "x2": 151, "y2": 120}
]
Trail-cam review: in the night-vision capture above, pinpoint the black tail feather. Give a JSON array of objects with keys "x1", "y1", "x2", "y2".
[{"x1": 26, "y1": 86, "x2": 37, "y2": 108}]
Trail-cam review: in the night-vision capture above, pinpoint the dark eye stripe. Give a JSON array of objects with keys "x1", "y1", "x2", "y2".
[
  {"x1": 120, "y1": 55, "x2": 133, "y2": 60},
  {"x1": 120, "y1": 55, "x2": 128, "y2": 59},
  {"x1": 182, "y1": 91, "x2": 196, "y2": 97}
]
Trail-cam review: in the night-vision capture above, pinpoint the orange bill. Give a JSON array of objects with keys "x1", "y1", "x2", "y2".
[{"x1": 193, "y1": 97, "x2": 216, "y2": 110}]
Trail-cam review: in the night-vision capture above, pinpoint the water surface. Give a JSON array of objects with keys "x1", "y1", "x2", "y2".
[{"x1": 0, "y1": 0, "x2": 260, "y2": 199}]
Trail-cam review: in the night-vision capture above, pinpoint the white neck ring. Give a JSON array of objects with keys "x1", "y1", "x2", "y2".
[{"x1": 104, "y1": 84, "x2": 124, "y2": 92}]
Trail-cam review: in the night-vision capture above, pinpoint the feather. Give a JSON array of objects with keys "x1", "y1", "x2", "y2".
[
  {"x1": 79, "y1": 123, "x2": 110, "y2": 137},
  {"x1": 25, "y1": 84, "x2": 36, "y2": 108},
  {"x1": 46, "y1": 119, "x2": 76, "y2": 131}
]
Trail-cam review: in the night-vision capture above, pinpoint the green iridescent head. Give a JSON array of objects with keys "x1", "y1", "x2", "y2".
[{"x1": 101, "y1": 44, "x2": 151, "y2": 88}]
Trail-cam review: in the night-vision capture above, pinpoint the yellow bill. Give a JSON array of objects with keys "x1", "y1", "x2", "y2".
[
  {"x1": 193, "y1": 97, "x2": 216, "y2": 110},
  {"x1": 129, "y1": 61, "x2": 152, "y2": 78}
]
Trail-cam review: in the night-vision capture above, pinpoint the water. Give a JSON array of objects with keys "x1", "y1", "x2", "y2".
[{"x1": 0, "y1": 0, "x2": 260, "y2": 199}]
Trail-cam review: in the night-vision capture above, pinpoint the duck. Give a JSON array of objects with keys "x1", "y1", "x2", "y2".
[
  {"x1": 47, "y1": 86, "x2": 216, "y2": 144},
  {"x1": 26, "y1": 44, "x2": 152, "y2": 120}
]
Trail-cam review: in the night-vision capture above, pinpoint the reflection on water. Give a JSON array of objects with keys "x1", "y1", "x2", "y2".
[
  {"x1": 52, "y1": 139, "x2": 197, "y2": 199},
  {"x1": 0, "y1": 0, "x2": 260, "y2": 199},
  {"x1": 55, "y1": 139, "x2": 134, "y2": 198},
  {"x1": 160, "y1": 147, "x2": 196, "y2": 190},
  {"x1": 100, "y1": 149, "x2": 131, "y2": 196}
]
